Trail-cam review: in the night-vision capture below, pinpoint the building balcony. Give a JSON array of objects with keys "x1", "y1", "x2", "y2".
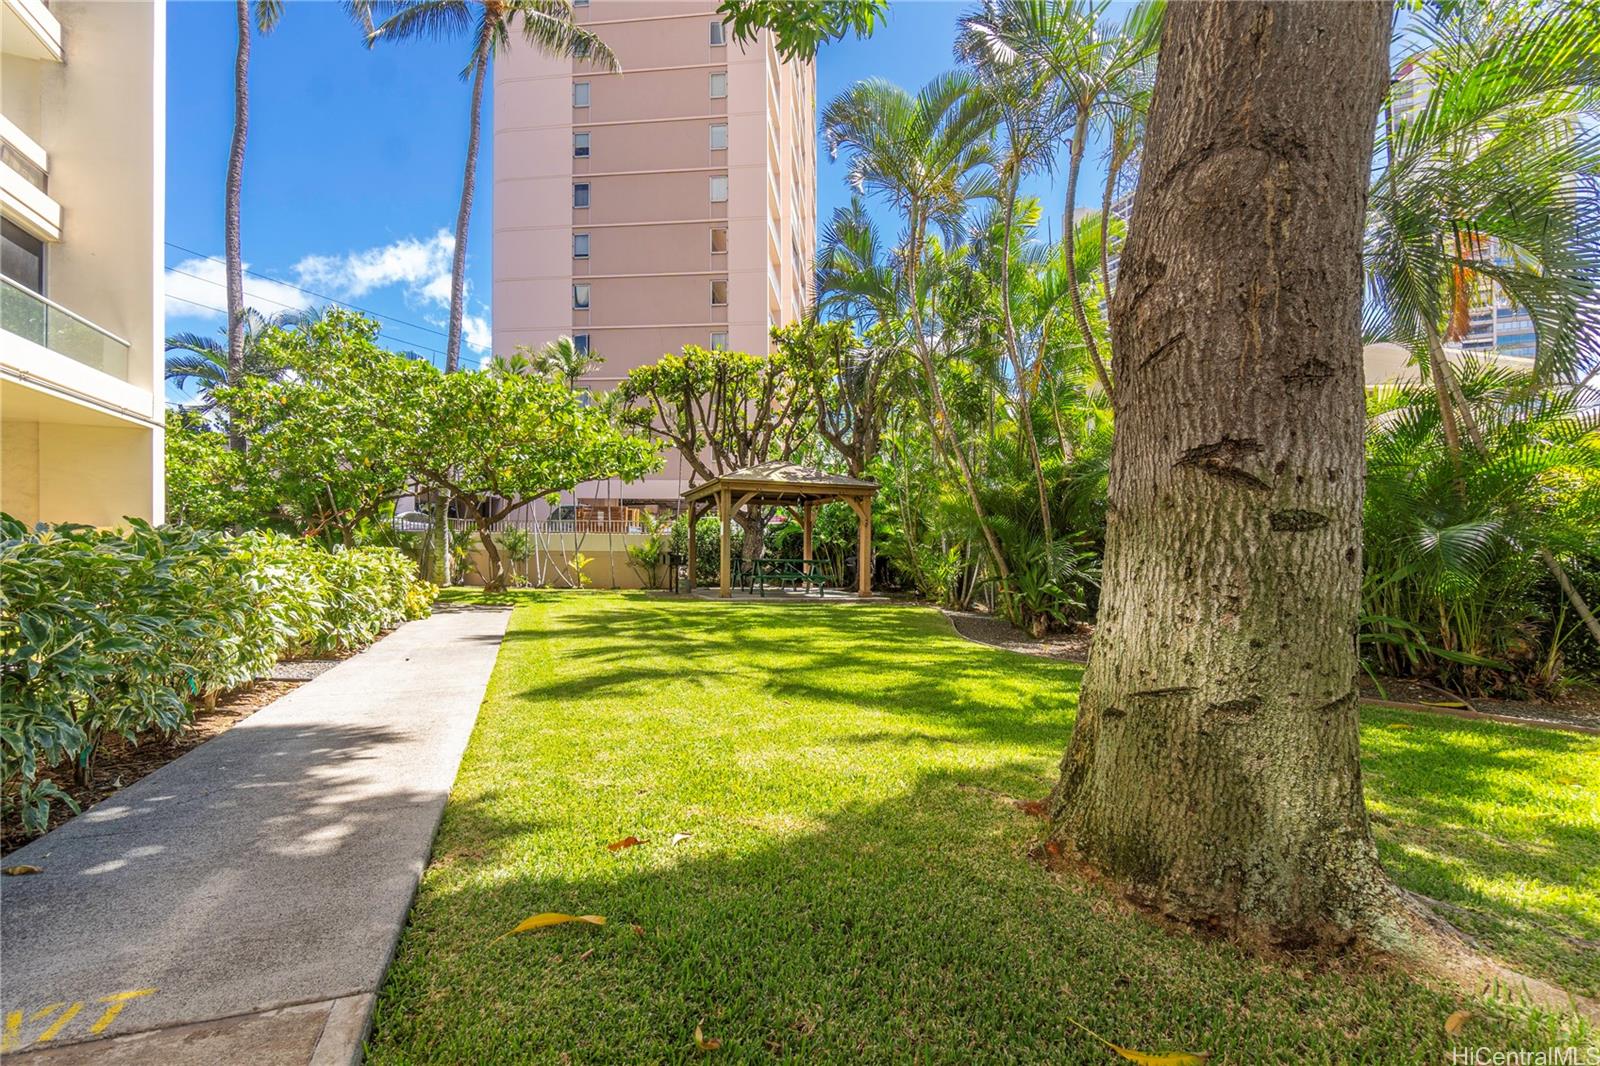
[
  {"x1": 2, "y1": 0, "x2": 63, "y2": 62},
  {"x1": 1, "y1": 276, "x2": 130, "y2": 381}
]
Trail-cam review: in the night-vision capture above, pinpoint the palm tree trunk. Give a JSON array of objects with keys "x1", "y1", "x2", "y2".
[
  {"x1": 997, "y1": 162, "x2": 1054, "y2": 553},
  {"x1": 1098, "y1": 143, "x2": 1119, "y2": 306},
  {"x1": 903, "y1": 210, "x2": 1010, "y2": 584},
  {"x1": 225, "y1": 0, "x2": 251, "y2": 450},
  {"x1": 1063, "y1": 113, "x2": 1114, "y2": 406},
  {"x1": 446, "y1": 31, "x2": 491, "y2": 373}
]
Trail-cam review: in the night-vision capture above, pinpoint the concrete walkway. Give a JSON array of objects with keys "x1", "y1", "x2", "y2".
[{"x1": 1, "y1": 605, "x2": 512, "y2": 1064}]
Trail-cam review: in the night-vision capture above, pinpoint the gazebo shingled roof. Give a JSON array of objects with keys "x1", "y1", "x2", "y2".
[{"x1": 680, "y1": 462, "x2": 880, "y2": 598}]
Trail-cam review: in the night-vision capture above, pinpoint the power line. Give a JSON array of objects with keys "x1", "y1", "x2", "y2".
[
  {"x1": 165, "y1": 240, "x2": 454, "y2": 341},
  {"x1": 161, "y1": 262, "x2": 486, "y2": 367},
  {"x1": 162, "y1": 291, "x2": 479, "y2": 368}
]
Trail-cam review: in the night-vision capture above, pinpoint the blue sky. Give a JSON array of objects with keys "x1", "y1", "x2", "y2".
[{"x1": 165, "y1": 0, "x2": 1111, "y2": 398}]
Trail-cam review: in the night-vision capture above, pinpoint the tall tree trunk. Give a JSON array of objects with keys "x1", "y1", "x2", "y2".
[
  {"x1": 1050, "y1": 0, "x2": 1397, "y2": 947},
  {"x1": 997, "y1": 161, "x2": 1055, "y2": 553},
  {"x1": 1063, "y1": 113, "x2": 1115, "y2": 407},
  {"x1": 446, "y1": 33, "x2": 491, "y2": 373},
  {"x1": 225, "y1": 0, "x2": 251, "y2": 450}
]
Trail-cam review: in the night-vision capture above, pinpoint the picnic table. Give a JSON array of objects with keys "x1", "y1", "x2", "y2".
[{"x1": 736, "y1": 557, "x2": 829, "y2": 596}]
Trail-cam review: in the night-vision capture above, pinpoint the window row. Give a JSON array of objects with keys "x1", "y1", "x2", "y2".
[
  {"x1": 572, "y1": 281, "x2": 727, "y2": 308},
  {"x1": 567, "y1": 331, "x2": 728, "y2": 354},
  {"x1": 572, "y1": 124, "x2": 726, "y2": 157},
  {"x1": 571, "y1": 227, "x2": 726, "y2": 258},
  {"x1": 573, "y1": 177, "x2": 727, "y2": 206},
  {"x1": 574, "y1": 70, "x2": 726, "y2": 108}
]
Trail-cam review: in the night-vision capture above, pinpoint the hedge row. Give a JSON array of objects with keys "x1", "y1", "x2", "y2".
[{"x1": 0, "y1": 515, "x2": 435, "y2": 834}]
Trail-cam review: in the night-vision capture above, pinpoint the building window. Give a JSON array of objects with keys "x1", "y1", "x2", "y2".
[
  {"x1": 709, "y1": 175, "x2": 728, "y2": 202},
  {"x1": 574, "y1": 333, "x2": 590, "y2": 354},
  {"x1": 573, "y1": 131, "x2": 590, "y2": 157},
  {"x1": 709, "y1": 123, "x2": 728, "y2": 150},
  {"x1": 710, "y1": 280, "x2": 728, "y2": 306},
  {"x1": 574, "y1": 0, "x2": 588, "y2": 6},
  {"x1": 710, "y1": 20, "x2": 725, "y2": 45},
  {"x1": 1, "y1": 218, "x2": 45, "y2": 293},
  {"x1": 573, "y1": 183, "x2": 590, "y2": 208},
  {"x1": 710, "y1": 331, "x2": 728, "y2": 350},
  {"x1": 573, "y1": 81, "x2": 590, "y2": 107},
  {"x1": 573, "y1": 233, "x2": 590, "y2": 258},
  {"x1": 573, "y1": 283, "x2": 591, "y2": 309},
  {"x1": 709, "y1": 72, "x2": 727, "y2": 99},
  {"x1": 710, "y1": 227, "x2": 728, "y2": 253}
]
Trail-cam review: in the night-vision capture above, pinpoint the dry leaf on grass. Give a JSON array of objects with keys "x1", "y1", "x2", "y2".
[
  {"x1": 495, "y1": 913, "x2": 606, "y2": 942},
  {"x1": 631, "y1": 923, "x2": 646, "y2": 937},
  {"x1": 1016, "y1": 799, "x2": 1048, "y2": 818},
  {"x1": 1065, "y1": 1016, "x2": 1206, "y2": 1065},
  {"x1": 694, "y1": 1022, "x2": 722, "y2": 1051},
  {"x1": 607, "y1": 836, "x2": 648, "y2": 851},
  {"x1": 2, "y1": 865, "x2": 42, "y2": 876},
  {"x1": 1444, "y1": 1010, "x2": 1472, "y2": 1035},
  {"x1": 670, "y1": 832, "x2": 692, "y2": 845}
]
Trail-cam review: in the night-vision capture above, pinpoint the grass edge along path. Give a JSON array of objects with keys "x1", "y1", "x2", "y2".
[{"x1": 368, "y1": 592, "x2": 1597, "y2": 1063}]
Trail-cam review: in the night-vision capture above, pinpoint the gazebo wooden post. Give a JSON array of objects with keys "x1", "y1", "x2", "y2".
[
  {"x1": 852, "y1": 494, "x2": 872, "y2": 598},
  {"x1": 718, "y1": 487, "x2": 732, "y2": 598},
  {"x1": 802, "y1": 503, "x2": 814, "y2": 565},
  {"x1": 685, "y1": 500, "x2": 698, "y2": 593}
]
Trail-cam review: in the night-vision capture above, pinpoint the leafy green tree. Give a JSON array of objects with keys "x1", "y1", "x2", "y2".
[
  {"x1": 368, "y1": 1, "x2": 616, "y2": 371},
  {"x1": 216, "y1": 311, "x2": 436, "y2": 545},
  {"x1": 772, "y1": 319, "x2": 899, "y2": 479},
  {"x1": 716, "y1": 0, "x2": 887, "y2": 61},
  {"x1": 411, "y1": 368, "x2": 659, "y2": 591},
  {"x1": 163, "y1": 411, "x2": 261, "y2": 530}
]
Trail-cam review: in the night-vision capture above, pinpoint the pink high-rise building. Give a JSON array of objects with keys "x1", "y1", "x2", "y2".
[{"x1": 492, "y1": 0, "x2": 816, "y2": 508}]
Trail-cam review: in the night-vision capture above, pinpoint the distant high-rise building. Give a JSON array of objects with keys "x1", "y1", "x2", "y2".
[
  {"x1": 492, "y1": 0, "x2": 816, "y2": 509},
  {"x1": 1389, "y1": 58, "x2": 1536, "y2": 361}
]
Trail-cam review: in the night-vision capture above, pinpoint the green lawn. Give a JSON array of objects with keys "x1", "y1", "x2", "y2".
[{"x1": 368, "y1": 593, "x2": 1597, "y2": 1063}]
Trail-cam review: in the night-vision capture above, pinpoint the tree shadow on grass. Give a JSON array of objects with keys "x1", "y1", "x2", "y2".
[
  {"x1": 369, "y1": 768, "x2": 1562, "y2": 1065},
  {"x1": 1359, "y1": 713, "x2": 1600, "y2": 994}
]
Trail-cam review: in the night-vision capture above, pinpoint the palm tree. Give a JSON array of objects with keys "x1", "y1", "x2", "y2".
[
  {"x1": 225, "y1": 1, "x2": 371, "y2": 447},
  {"x1": 958, "y1": 0, "x2": 1161, "y2": 406},
  {"x1": 494, "y1": 335, "x2": 603, "y2": 388},
  {"x1": 822, "y1": 73, "x2": 1013, "y2": 582},
  {"x1": 166, "y1": 307, "x2": 320, "y2": 419},
  {"x1": 1365, "y1": 0, "x2": 1600, "y2": 645},
  {"x1": 369, "y1": 1, "x2": 617, "y2": 372},
  {"x1": 225, "y1": 1, "x2": 282, "y2": 445}
]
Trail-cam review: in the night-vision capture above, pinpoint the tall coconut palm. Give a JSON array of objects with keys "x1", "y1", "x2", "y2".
[
  {"x1": 167, "y1": 308, "x2": 323, "y2": 435},
  {"x1": 225, "y1": 1, "x2": 283, "y2": 447},
  {"x1": 225, "y1": 1, "x2": 371, "y2": 448},
  {"x1": 369, "y1": 1, "x2": 616, "y2": 372},
  {"x1": 1365, "y1": 0, "x2": 1600, "y2": 644},
  {"x1": 823, "y1": 73, "x2": 1013, "y2": 581}
]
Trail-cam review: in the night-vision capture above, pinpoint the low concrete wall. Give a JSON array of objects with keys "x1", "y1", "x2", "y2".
[{"x1": 459, "y1": 531, "x2": 669, "y2": 590}]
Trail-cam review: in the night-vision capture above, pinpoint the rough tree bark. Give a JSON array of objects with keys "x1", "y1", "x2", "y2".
[
  {"x1": 225, "y1": 0, "x2": 251, "y2": 450},
  {"x1": 1049, "y1": 0, "x2": 1398, "y2": 948}
]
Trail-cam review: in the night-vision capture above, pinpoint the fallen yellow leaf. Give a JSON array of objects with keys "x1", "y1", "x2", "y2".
[
  {"x1": 1444, "y1": 1010, "x2": 1472, "y2": 1035},
  {"x1": 1065, "y1": 1016, "x2": 1206, "y2": 1065},
  {"x1": 694, "y1": 1021, "x2": 722, "y2": 1051},
  {"x1": 495, "y1": 913, "x2": 605, "y2": 942},
  {"x1": 1, "y1": 865, "x2": 41, "y2": 876}
]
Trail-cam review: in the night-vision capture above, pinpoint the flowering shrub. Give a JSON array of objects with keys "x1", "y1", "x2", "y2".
[{"x1": 0, "y1": 515, "x2": 434, "y2": 834}]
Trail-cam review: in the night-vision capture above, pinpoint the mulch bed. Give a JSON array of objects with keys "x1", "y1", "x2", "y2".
[
  {"x1": 944, "y1": 608, "x2": 1600, "y2": 734},
  {"x1": 2, "y1": 678, "x2": 304, "y2": 856}
]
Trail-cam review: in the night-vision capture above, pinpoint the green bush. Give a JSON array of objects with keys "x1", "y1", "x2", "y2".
[{"x1": 0, "y1": 515, "x2": 435, "y2": 835}]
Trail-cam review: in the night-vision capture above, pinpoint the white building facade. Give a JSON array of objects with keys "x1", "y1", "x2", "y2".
[{"x1": 1, "y1": 0, "x2": 166, "y2": 527}]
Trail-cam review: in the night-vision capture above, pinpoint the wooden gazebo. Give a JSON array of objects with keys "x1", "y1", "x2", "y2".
[{"x1": 681, "y1": 462, "x2": 880, "y2": 598}]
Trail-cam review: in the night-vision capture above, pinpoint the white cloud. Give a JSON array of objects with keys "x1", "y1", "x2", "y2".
[
  {"x1": 463, "y1": 314, "x2": 492, "y2": 353},
  {"x1": 165, "y1": 230, "x2": 493, "y2": 355},
  {"x1": 294, "y1": 229, "x2": 456, "y2": 301},
  {"x1": 164, "y1": 257, "x2": 316, "y2": 322}
]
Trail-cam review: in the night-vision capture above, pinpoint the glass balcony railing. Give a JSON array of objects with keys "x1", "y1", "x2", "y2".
[{"x1": 1, "y1": 275, "x2": 131, "y2": 381}]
